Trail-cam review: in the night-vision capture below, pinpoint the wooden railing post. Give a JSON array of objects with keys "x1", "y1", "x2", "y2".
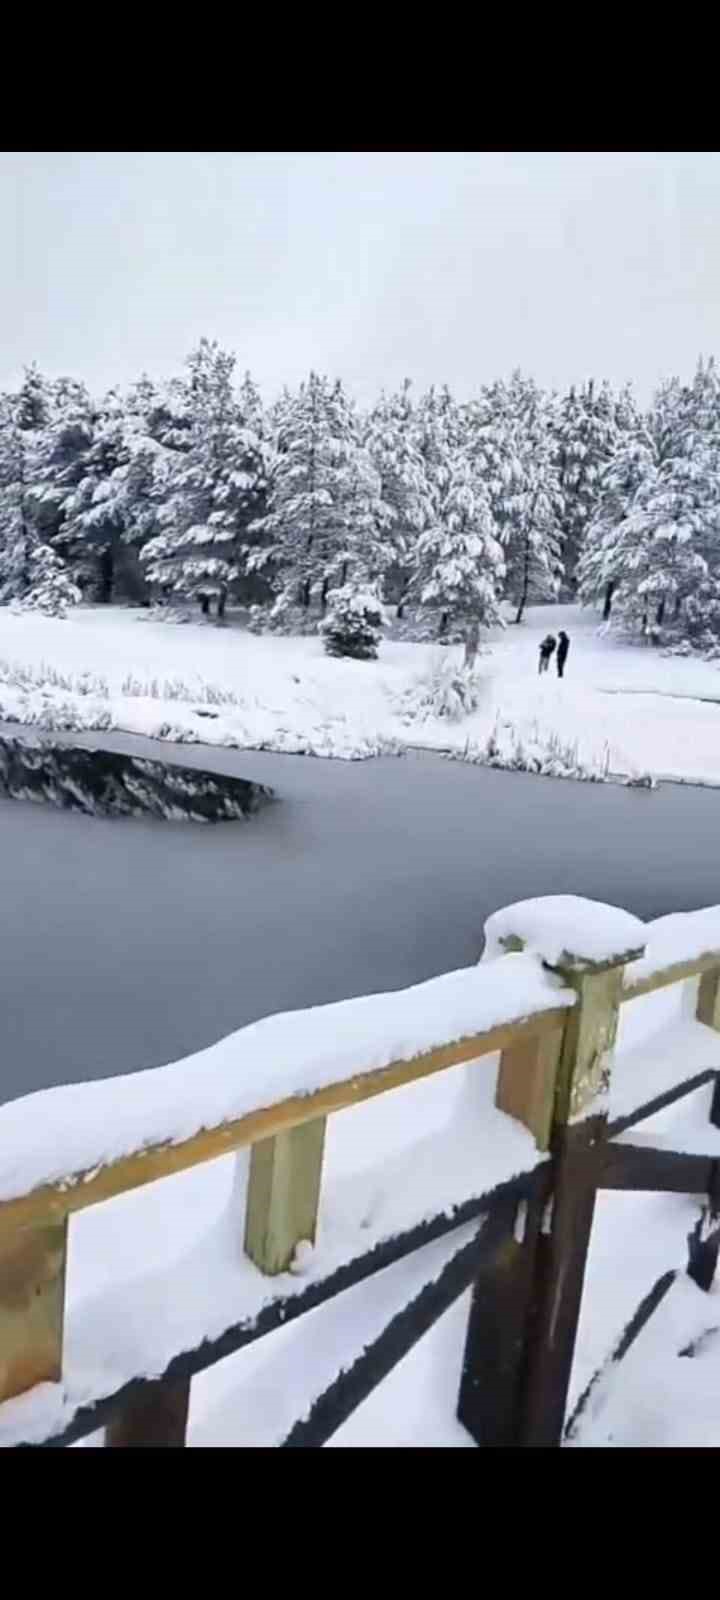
[
  {"x1": 105, "y1": 1375, "x2": 191, "y2": 1447},
  {"x1": 0, "y1": 1219, "x2": 67, "y2": 1406},
  {"x1": 460, "y1": 896, "x2": 645, "y2": 1447},
  {"x1": 244, "y1": 1117, "x2": 327, "y2": 1276},
  {"x1": 697, "y1": 966, "x2": 720, "y2": 1033}
]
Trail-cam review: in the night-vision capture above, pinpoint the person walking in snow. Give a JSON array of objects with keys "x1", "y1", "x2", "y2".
[
  {"x1": 556, "y1": 630, "x2": 570, "y2": 679},
  {"x1": 538, "y1": 634, "x2": 556, "y2": 675}
]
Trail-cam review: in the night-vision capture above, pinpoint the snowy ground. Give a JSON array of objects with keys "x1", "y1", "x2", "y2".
[{"x1": 1, "y1": 601, "x2": 720, "y2": 783}]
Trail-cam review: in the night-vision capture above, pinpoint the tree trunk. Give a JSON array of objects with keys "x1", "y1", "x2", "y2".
[
  {"x1": 464, "y1": 622, "x2": 480, "y2": 671},
  {"x1": 199, "y1": 595, "x2": 210, "y2": 617},
  {"x1": 99, "y1": 546, "x2": 114, "y2": 605},
  {"x1": 515, "y1": 535, "x2": 530, "y2": 624},
  {"x1": 603, "y1": 580, "x2": 616, "y2": 621},
  {"x1": 656, "y1": 598, "x2": 665, "y2": 626},
  {"x1": 217, "y1": 588, "x2": 227, "y2": 620},
  {"x1": 439, "y1": 612, "x2": 448, "y2": 635},
  {"x1": 301, "y1": 580, "x2": 311, "y2": 609},
  {"x1": 320, "y1": 578, "x2": 329, "y2": 614},
  {"x1": 674, "y1": 596, "x2": 682, "y2": 620},
  {"x1": 396, "y1": 602, "x2": 405, "y2": 619}
]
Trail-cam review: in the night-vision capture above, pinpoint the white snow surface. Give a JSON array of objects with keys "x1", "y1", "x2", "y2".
[
  {"x1": 0, "y1": 952, "x2": 572, "y2": 1205},
  {"x1": 624, "y1": 907, "x2": 720, "y2": 989},
  {"x1": 483, "y1": 894, "x2": 646, "y2": 969},
  {"x1": 3, "y1": 600, "x2": 720, "y2": 780}
]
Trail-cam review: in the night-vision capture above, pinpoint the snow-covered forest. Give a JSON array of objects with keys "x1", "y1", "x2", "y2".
[{"x1": 2, "y1": 343, "x2": 720, "y2": 658}]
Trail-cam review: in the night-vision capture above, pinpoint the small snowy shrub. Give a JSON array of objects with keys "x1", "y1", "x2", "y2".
[
  {"x1": 11, "y1": 546, "x2": 80, "y2": 619},
  {"x1": 320, "y1": 587, "x2": 386, "y2": 661},
  {"x1": 396, "y1": 657, "x2": 486, "y2": 724}
]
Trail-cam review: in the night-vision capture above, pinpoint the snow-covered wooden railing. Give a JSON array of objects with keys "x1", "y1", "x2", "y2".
[{"x1": 1, "y1": 894, "x2": 719, "y2": 1448}]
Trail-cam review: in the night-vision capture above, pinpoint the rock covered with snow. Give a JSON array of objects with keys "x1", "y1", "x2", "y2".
[{"x1": 483, "y1": 895, "x2": 646, "y2": 972}]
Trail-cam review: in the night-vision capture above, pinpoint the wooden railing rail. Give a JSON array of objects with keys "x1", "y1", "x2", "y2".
[{"x1": 1, "y1": 895, "x2": 719, "y2": 1448}]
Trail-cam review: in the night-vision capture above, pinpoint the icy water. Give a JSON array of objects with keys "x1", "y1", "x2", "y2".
[{"x1": 2, "y1": 728, "x2": 720, "y2": 1104}]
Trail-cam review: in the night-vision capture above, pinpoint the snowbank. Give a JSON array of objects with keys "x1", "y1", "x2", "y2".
[{"x1": 0, "y1": 952, "x2": 573, "y2": 1206}]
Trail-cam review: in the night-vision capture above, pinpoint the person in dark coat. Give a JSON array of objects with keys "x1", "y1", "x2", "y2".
[
  {"x1": 556, "y1": 631, "x2": 570, "y2": 678},
  {"x1": 538, "y1": 634, "x2": 556, "y2": 675}
]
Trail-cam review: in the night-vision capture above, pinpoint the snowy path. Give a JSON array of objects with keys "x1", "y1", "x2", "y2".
[{"x1": 2, "y1": 728, "x2": 720, "y2": 1104}]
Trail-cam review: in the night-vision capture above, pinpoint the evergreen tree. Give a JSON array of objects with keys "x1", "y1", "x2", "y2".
[
  {"x1": 554, "y1": 379, "x2": 619, "y2": 590},
  {"x1": 0, "y1": 394, "x2": 31, "y2": 601},
  {"x1": 255, "y1": 372, "x2": 364, "y2": 625},
  {"x1": 320, "y1": 586, "x2": 386, "y2": 660},
  {"x1": 576, "y1": 407, "x2": 650, "y2": 620},
  {"x1": 364, "y1": 382, "x2": 432, "y2": 614},
  {"x1": 469, "y1": 373, "x2": 563, "y2": 621},
  {"x1": 579, "y1": 364, "x2": 720, "y2": 639},
  {"x1": 411, "y1": 452, "x2": 505, "y2": 641},
  {"x1": 12, "y1": 543, "x2": 80, "y2": 617},
  {"x1": 141, "y1": 341, "x2": 266, "y2": 617}
]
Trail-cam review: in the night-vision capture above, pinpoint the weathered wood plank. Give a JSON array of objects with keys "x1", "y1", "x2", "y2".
[
  {"x1": 488, "y1": 935, "x2": 630, "y2": 1445},
  {"x1": 711, "y1": 1074, "x2": 720, "y2": 1131},
  {"x1": 601, "y1": 1142, "x2": 715, "y2": 1195},
  {"x1": 514, "y1": 1118, "x2": 605, "y2": 1446},
  {"x1": 105, "y1": 1375, "x2": 191, "y2": 1447},
  {"x1": 556, "y1": 965, "x2": 624, "y2": 1122},
  {"x1": 697, "y1": 966, "x2": 720, "y2": 1031},
  {"x1": 456, "y1": 1175, "x2": 552, "y2": 1445},
  {"x1": 0, "y1": 1220, "x2": 68, "y2": 1404},
  {"x1": 244, "y1": 1117, "x2": 326, "y2": 1275},
  {"x1": 495, "y1": 1023, "x2": 565, "y2": 1149},
  {"x1": 0, "y1": 1007, "x2": 569, "y2": 1235}
]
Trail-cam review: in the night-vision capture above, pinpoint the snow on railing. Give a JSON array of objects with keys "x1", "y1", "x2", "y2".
[
  {"x1": 622, "y1": 907, "x2": 720, "y2": 1000},
  {"x1": 0, "y1": 893, "x2": 719, "y2": 1448},
  {"x1": 0, "y1": 952, "x2": 573, "y2": 1230}
]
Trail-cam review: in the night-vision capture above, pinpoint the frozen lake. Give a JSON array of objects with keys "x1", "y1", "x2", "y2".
[{"x1": 2, "y1": 729, "x2": 720, "y2": 1104}]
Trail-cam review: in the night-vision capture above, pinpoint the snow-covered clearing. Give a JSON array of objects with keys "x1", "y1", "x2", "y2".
[{"x1": 1, "y1": 600, "x2": 720, "y2": 782}]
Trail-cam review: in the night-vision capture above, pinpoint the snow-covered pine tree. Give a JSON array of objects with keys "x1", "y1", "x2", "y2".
[
  {"x1": 320, "y1": 585, "x2": 386, "y2": 660},
  {"x1": 0, "y1": 393, "x2": 32, "y2": 602},
  {"x1": 0, "y1": 367, "x2": 66, "y2": 601},
  {"x1": 469, "y1": 374, "x2": 562, "y2": 622},
  {"x1": 364, "y1": 382, "x2": 432, "y2": 615},
  {"x1": 579, "y1": 364, "x2": 720, "y2": 641},
  {"x1": 411, "y1": 451, "x2": 505, "y2": 643},
  {"x1": 12, "y1": 542, "x2": 81, "y2": 617},
  {"x1": 232, "y1": 371, "x2": 271, "y2": 607},
  {"x1": 576, "y1": 387, "x2": 647, "y2": 619},
  {"x1": 507, "y1": 389, "x2": 564, "y2": 624},
  {"x1": 47, "y1": 386, "x2": 141, "y2": 602},
  {"x1": 553, "y1": 379, "x2": 619, "y2": 592},
  {"x1": 141, "y1": 341, "x2": 266, "y2": 618},
  {"x1": 254, "y1": 372, "x2": 366, "y2": 628}
]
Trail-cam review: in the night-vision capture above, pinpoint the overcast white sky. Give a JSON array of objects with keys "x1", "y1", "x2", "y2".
[{"x1": 1, "y1": 151, "x2": 718, "y2": 405}]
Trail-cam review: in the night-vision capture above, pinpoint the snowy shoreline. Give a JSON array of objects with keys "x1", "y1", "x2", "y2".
[{"x1": 2, "y1": 600, "x2": 720, "y2": 788}]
